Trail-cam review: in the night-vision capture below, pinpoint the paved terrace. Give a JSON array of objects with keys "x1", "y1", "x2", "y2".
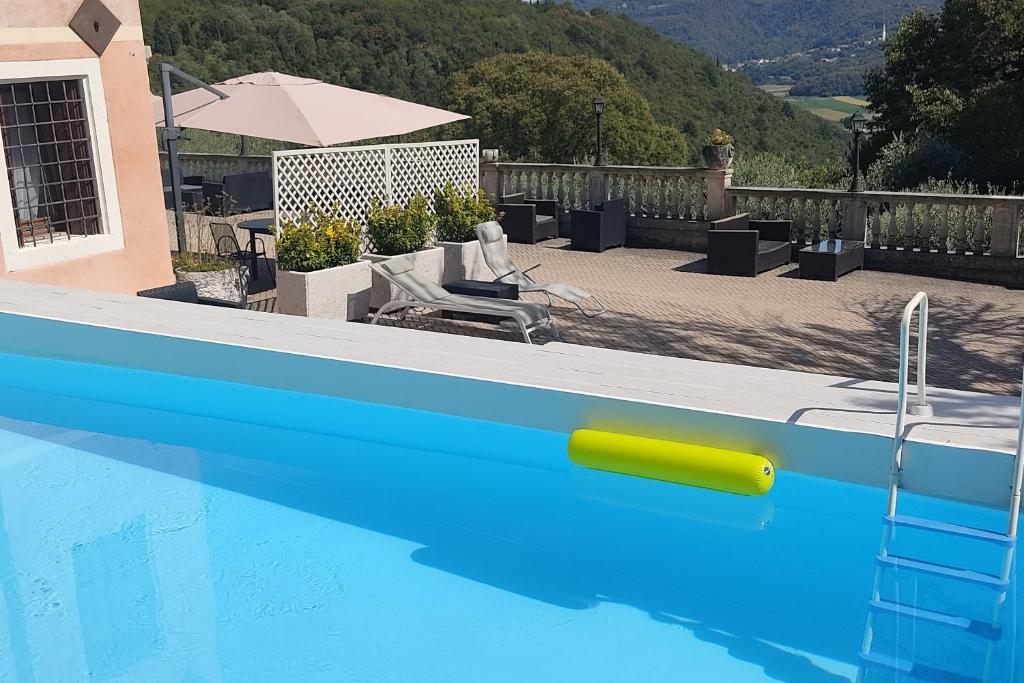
[{"x1": 363, "y1": 240, "x2": 1024, "y2": 396}]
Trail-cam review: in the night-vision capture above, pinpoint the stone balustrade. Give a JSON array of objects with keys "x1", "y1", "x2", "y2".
[
  {"x1": 158, "y1": 152, "x2": 272, "y2": 181},
  {"x1": 728, "y1": 187, "x2": 1024, "y2": 258},
  {"x1": 480, "y1": 162, "x2": 734, "y2": 222}
]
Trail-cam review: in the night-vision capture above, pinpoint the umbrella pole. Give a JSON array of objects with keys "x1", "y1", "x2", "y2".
[
  {"x1": 160, "y1": 64, "x2": 187, "y2": 254},
  {"x1": 159, "y1": 63, "x2": 230, "y2": 254}
]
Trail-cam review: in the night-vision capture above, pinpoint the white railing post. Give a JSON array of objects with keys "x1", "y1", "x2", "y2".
[
  {"x1": 887, "y1": 291, "x2": 932, "y2": 517},
  {"x1": 1009, "y1": 361, "x2": 1024, "y2": 538}
]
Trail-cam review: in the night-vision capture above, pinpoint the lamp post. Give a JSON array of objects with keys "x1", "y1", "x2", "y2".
[
  {"x1": 849, "y1": 112, "x2": 867, "y2": 193},
  {"x1": 592, "y1": 95, "x2": 606, "y2": 167}
]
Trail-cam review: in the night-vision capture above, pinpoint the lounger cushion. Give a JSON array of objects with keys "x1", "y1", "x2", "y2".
[
  {"x1": 378, "y1": 255, "x2": 416, "y2": 276},
  {"x1": 374, "y1": 256, "x2": 451, "y2": 302},
  {"x1": 477, "y1": 221, "x2": 505, "y2": 244}
]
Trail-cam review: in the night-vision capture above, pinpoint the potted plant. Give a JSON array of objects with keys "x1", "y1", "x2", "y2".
[
  {"x1": 702, "y1": 129, "x2": 736, "y2": 170},
  {"x1": 173, "y1": 214, "x2": 248, "y2": 305},
  {"x1": 363, "y1": 193, "x2": 444, "y2": 309},
  {"x1": 433, "y1": 182, "x2": 503, "y2": 284},
  {"x1": 275, "y1": 204, "x2": 372, "y2": 321}
]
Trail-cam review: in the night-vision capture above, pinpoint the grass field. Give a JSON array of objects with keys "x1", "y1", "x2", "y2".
[{"x1": 787, "y1": 96, "x2": 871, "y2": 124}]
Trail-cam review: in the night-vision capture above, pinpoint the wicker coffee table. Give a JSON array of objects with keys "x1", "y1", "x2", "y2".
[{"x1": 799, "y1": 240, "x2": 865, "y2": 281}]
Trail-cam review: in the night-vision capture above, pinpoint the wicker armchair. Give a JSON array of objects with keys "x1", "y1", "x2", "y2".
[{"x1": 707, "y1": 213, "x2": 792, "y2": 277}]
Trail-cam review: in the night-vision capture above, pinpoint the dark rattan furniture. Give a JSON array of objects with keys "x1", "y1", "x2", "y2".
[
  {"x1": 496, "y1": 193, "x2": 559, "y2": 244},
  {"x1": 570, "y1": 198, "x2": 627, "y2": 252},
  {"x1": 136, "y1": 281, "x2": 242, "y2": 308},
  {"x1": 222, "y1": 171, "x2": 273, "y2": 214},
  {"x1": 707, "y1": 213, "x2": 792, "y2": 277},
  {"x1": 442, "y1": 279, "x2": 519, "y2": 324},
  {"x1": 798, "y1": 239, "x2": 865, "y2": 281}
]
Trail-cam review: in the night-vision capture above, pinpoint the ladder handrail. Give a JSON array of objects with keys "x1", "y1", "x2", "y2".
[
  {"x1": 887, "y1": 292, "x2": 929, "y2": 517},
  {"x1": 1009, "y1": 362, "x2": 1024, "y2": 538}
]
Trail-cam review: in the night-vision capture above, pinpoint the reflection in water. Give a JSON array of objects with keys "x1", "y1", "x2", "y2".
[{"x1": 857, "y1": 517, "x2": 1017, "y2": 682}]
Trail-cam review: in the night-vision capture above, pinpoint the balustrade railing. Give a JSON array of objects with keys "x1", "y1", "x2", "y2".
[
  {"x1": 728, "y1": 187, "x2": 1024, "y2": 257},
  {"x1": 487, "y1": 162, "x2": 732, "y2": 222},
  {"x1": 498, "y1": 164, "x2": 591, "y2": 210},
  {"x1": 604, "y1": 166, "x2": 710, "y2": 221}
]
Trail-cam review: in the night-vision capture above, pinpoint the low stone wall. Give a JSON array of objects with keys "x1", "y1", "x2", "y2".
[
  {"x1": 866, "y1": 249, "x2": 1024, "y2": 287},
  {"x1": 167, "y1": 209, "x2": 277, "y2": 260}
]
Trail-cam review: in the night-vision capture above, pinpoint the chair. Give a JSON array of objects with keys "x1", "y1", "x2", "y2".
[
  {"x1": 496, "y1": 192, "x2": 559, "y2": 244},
  {"x1": 222, "y1": 171, "x2": 273, "y2": 214},
  {"x1": 210, "y1": 222, "x2": 274, "y2": 284},
  {"x1": 707, "y1": 213, "x2": 792, "y2": 277},
  {"x1": 136, "y1": 281, "x2": 242, "y2": 308},
  {"x1": 368, "y1": 255, "x2": 559, "y2": 344},
  {"x1": 476, "y1": 221, "x2": 606, "y2": 317},
  {"x1": 570, "y1": 198, "x2": 627, "y2": 252}
]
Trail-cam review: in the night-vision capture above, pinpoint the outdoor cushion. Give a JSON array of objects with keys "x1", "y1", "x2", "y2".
[
  {"x1": 477, "y1": 221, "x2": 505, "y2": 244},
  {"x1": 378, "y1": 255, "x2": 415, "y2": 276},
  {"x1": 758, "y1": 240, "x2": 790, "y2": 254}
]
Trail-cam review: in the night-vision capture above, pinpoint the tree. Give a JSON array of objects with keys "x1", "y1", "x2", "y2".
[
  {"x1": 448, "y1": 52, "x2": 687, "y2": 164},
  {"x1": 865, "y1": 0, "x2": 1024, "y2": 188}
]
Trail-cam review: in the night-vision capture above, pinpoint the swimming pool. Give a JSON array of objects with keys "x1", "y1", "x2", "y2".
[{"x1": 0, "y1": 349, "x2": 1018, "y2": 682}]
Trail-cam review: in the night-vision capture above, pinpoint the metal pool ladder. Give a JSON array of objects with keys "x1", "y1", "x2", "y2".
[{"x1": 857, "y1": 292, "x2": 1024, "y2": 683}]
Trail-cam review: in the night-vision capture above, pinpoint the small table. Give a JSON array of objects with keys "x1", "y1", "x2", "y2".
[
  {"x1": 442, "y1": 280, "x2": 519, "y2": 324},
  {"x1": 237, "y1": 217, "x2": 275, "y2": 275},
  {"x1": 799, "y1": 240, "x2": 865, "y2": 281}
]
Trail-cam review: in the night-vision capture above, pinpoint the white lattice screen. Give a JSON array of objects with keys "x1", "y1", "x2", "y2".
[{"x1": 273, "y1": 140, "x2": 480, "y2": 236}]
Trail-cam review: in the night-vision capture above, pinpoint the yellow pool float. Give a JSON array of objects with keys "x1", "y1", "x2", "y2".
[{"x1": 568, "y1": 429, "x2": 775, "y2": 497}]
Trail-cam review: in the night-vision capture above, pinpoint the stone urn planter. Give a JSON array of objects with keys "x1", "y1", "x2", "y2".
[
  {"x1": 175, "y1": 265, "x2": 249, "y2": 306},
  {"x1": 437, "y1": 235, "x2": 506, "y2": 284},
  {"x1": 702, "y1": 144, "x2": 735, "y2": 170},
  {"x1": 277, "y1": 260, "x2": 372, "y2": 321},
  {"x1": 363, "y1": 246, "x2": 445, "y2": 309}
]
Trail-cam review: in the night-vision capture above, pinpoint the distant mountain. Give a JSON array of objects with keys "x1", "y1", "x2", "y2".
[
  {"x1": 576, "y1": 0, "x2": 942, "y2": 63},
  {"x1": 141, "y1": 0, "x2": 847, "y2": 162}
]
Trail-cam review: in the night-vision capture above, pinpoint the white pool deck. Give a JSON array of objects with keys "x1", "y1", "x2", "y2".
[{"x1": 0, "y1": 280, "x2": 1019, "y2": 508}]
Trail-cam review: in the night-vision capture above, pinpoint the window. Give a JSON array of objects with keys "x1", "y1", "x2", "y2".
[
  {"x1": 0, "y1": 79, "x2": 103, "y2": 247},
  {"x1": 0, "y1": 59, "x2": 123, "y2": 271}
]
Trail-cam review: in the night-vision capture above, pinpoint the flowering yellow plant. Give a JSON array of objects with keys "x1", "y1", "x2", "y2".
[
  {"x1": 706, "y1": 129, "x2": 735, "y2": 146},
  {"x1": 276, "y1": 203, "x2": 362, "y2": 273}
]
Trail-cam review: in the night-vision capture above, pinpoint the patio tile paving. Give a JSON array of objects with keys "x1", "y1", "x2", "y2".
[{"x1": 254, "y1": 239, "x2": 1024, "y2": 395}]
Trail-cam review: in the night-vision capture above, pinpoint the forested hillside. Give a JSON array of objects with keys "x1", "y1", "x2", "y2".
[
  {"x1": 141, "y1": 0, "x2": 846, "y2": 164},
  {"x1": 575, "y1": 0, "x2": 941, "y2": 63}
]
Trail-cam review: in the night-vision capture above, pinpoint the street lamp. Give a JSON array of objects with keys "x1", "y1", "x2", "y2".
[
  {"x1": 592, "y1": 95, "x2": 606, "y2": 166},
  {"x1": 849, "y1": 111, "x2": 867, "y2": 193}
]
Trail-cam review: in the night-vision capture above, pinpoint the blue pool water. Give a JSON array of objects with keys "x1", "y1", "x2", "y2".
[{"x1": 0, "y1": 352, "x2": 1018, "y2": 682}]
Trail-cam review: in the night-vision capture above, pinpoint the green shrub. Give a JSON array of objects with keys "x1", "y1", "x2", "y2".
[
  {"x1": 276, "y1": 204, "x2": 362, "y2": 273},
  {"x1": 733, "y1": 152, "x2": 849, "y2": 190},
  {"x1": 433, "y1": 183, "x2": 498, "y2": 243},
  {"x1": 367, "y1": 193, "x2": 436, "y2": 256}
]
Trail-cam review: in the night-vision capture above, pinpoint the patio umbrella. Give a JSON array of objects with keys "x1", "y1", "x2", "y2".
[{"x1": 153, "y1": 71, "x2": 469, "y2": 146}]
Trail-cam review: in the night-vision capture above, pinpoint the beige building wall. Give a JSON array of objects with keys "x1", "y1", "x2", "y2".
[{"x1": 0, "y1": 0, "x2": 173, "y2": 293}]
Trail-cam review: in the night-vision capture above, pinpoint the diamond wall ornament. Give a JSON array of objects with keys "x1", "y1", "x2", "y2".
[{"x1": 69, "y1": 0, "x2": 122, "y2": 57}]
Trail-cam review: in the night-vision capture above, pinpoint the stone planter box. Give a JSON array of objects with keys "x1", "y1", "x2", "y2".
[
  {"x1": 437, "y1": 236, "x2": 506, "y2": 284},
  {"x1": 277, "y1": 260, "x2": 372, "y2": 321},
  {"x1": 175, "y1": 265, "x2": 248, "y2": 306},
  {"x1": 363, "y1": 246, "x2": 445, "y2": 309}
]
